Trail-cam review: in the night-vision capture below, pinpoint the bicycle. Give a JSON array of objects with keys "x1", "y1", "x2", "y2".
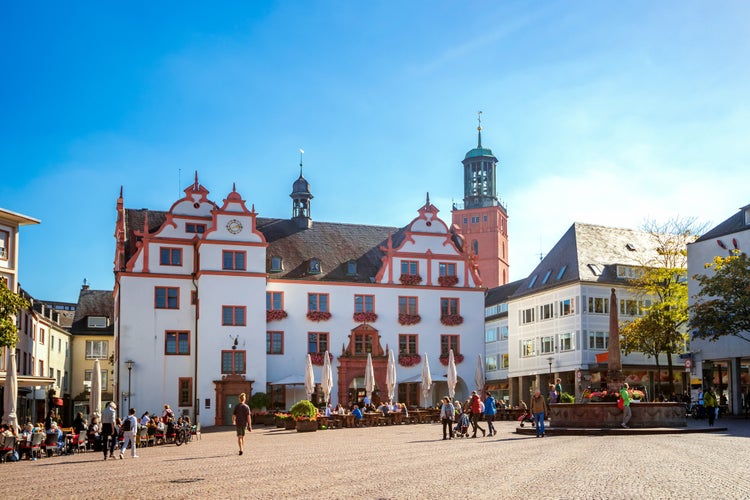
[{"x1": 174, "y1": 422, "x2": 192, "y2": 446}]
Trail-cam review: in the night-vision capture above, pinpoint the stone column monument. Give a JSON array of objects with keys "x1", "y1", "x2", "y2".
[{"x1": 607, "y1": 288, "x2": 625, "y2": 392}]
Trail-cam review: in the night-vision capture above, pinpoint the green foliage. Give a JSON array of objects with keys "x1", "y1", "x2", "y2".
[
  {"x1": 691, "y1": 250, "x2": 750, "y2": 343},
  {"x1": 249, "y1": 392, "x2": 270, "y2": 410},
  {"x1": 290, "y1": 399, "x2": 317, "y2": 419},
  {"x1": 559, "y1": 392, "x2": 575, "y2": 403},
  {"x1": 0, "y1": 277, "x2": 30, "y2": 349}
]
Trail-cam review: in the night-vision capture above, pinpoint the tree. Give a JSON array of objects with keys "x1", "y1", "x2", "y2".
[
  {"x1": 0, "y1": 277, "x2": 30, "y2": 349},
  {"x1": 691, "y1": 250, "x2": 750, "y2": 343},
  {"x1": 620, "y1": 218, "x2": 704, "y2": 395}
]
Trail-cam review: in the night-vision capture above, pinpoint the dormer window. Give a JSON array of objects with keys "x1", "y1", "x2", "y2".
[
  {"x1": 309, "y1": 258, "x2": 322, "y2": 275},
  {"x1": 87, "y1": 316, "x2": 109, "y2": 328},
  {"x1": 270, "y1": 256, "x2": 283, "y2": 273},
  {"x1": 626, "y1": 243, "x2": 636, "y2": 251},
  {"x1": 346, "y1": 261, "x2": 357, "y2": 276},
  {"x1": 744, "y1": 206, "x2": 750, "y2": 226}
]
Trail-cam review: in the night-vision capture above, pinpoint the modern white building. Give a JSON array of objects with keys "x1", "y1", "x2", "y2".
[
  {"x1": 114, "y1": 174, "x2": 486, "y2": 427},
  {"x1": 484, "y1": 280, "x2": 522, "y2": 403},
  {"x1": 687, "y1": 203, "x2": 750, "y2": 414}
]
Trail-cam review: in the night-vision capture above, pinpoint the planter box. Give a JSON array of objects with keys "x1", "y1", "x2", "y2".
[
  {"x1": 284, "y1": 419, "x2": 296, "y2": 430},
  {"x1": 253, "y1": 414, "x2": 275, "y2": 426},
  {"x1": 296, "y1": 420, "x2": 318, "y2": 433}
]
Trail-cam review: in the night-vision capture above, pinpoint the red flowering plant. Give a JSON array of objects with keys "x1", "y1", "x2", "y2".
[
  {"x1": 438, "y1": 275, "x2": 459, "y2": 287},
  {"x1": 439, "y1": 353, "x2": 464, "y2": 366},
  {"x1": 309, "y1": 352, "x2": 334, "y2": 366},
  {"x1": 266, "y1": 309, "x2": 288, "y2": 322},
  {"x1": 306, "y1": 311, "x2": 332, "y2": 322},
  {"x1": 353, "y1": 312, "x2": 378, "y2": 323},
  {"x1": 398, "y1": 313, "x2": 421, "y2": 326},
  {"x1": 399, "y1": 274, "x2": 422, "y2": 285},
  {"x1": 398, "y1": 353, "x2": 422, "y2": 367},
  {"x1": 440, "y1": 314, "x2": 464, "y2": 326}
]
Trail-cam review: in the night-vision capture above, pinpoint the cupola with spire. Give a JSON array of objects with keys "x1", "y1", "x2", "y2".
[
  {"x1": 290, "y1": 149, "x2": 313, "y2": 229},
  {"x1": 462, "y1": 111, "x2": 499, "y2": 209}
]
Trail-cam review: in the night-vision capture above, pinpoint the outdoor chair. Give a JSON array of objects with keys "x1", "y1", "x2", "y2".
[
  {"x1": 74, "y1": 433, "x2": 87, "y2": 453},
  {"x1": 0, "y1": 435, "x2": 16, "y2": 463},
  {"x1": 29, "y1": 432, "x2": 44, "y2": 459},
  {"x1": 137, "y1": 427, "x2": 149, "y2": 448},
  {"x1": 42, "y1": 433, "x2": 60, "y2": 457},
  {"x1": 191, "y1": 423, "x2": 201, "y2": 441}
]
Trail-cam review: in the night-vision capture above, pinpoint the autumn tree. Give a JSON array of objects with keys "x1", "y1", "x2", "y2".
[
  {"x1": 0, "y1": 277, "x2": 30, "y2": 349},
  {"x1": 620, "y1": 218, "x2": 705, "y2": 395},
  {"x1": 691, "y1": 250, "x2": 750, "y2": 343}
]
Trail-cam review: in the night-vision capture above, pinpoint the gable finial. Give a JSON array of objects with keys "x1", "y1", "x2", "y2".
[
  {"x1": 193, "y1": 170, "x2": 199, "y2": 190},
  {"x1": 119, "y1": 185, "x2": 123, "y2": 198},
  {"x1": 299, "y1": 148, "x2": 304, "y2": 176},
  {"x1": 426, "y1": 192, "x2": 430, "y2": 205},
  {"x1": 477, "y1": 110, "x2": 483, "y2": 148},
  {"x1": 232, "y1": 182, "x2": 237, "y2": 192}
]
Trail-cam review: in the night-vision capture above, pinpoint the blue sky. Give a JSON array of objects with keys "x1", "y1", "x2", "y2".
[{"x1": 2, "y1": 1, "x2": 749, "y2": 303}]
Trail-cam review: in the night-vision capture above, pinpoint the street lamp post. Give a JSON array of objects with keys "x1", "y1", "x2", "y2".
[
  {"x1": 547, "y1": 357, "x2": 554, "y2": 380},
  {"x1": 125, "y1": 360, "x2": 134, "y2": 409}
]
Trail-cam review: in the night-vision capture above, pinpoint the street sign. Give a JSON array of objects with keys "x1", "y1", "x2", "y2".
[{"x1": 684, "y1": 359, "x2": 692, "y2": 371}]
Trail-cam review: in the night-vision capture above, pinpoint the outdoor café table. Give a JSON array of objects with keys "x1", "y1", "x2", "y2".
[
  {"x1": 363, "y1": 412, "x2": 380, "y2": 427},
  {"x1": 388, "y1": 412, "x2": 403, "y2": 425},
  {"x1": 333, "y1": 414, "x2": 354, "y2": 428},
  {"x1": 412, "y1": 410, "x2": 430, "y2": 423}
]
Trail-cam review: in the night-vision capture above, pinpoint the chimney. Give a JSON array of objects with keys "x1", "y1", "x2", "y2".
[{"x1": 82, "y1": 278, "x2": 90, "y2": 291}]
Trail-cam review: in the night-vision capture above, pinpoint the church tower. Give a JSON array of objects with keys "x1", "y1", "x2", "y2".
[
  {"x1": 290, "y1": 152, "x2": 313, "y2": 229},
  {"x1": 451, "y1": 113, "x2": 509, "y2": 288}
]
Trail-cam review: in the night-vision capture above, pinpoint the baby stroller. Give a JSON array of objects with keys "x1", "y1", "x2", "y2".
[
  {"x1": 454, "y1": 412, "x2": 470, "y2": 438},
  {"x1": 518, "y1": 410, "x2": 535, "y2": 427}
]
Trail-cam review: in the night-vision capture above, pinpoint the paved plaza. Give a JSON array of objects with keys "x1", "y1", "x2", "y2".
[{"x1": 4, "y1": 417, "x2": 750, "y2": 499}]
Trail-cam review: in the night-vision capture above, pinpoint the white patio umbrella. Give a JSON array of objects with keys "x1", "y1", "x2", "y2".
[
  {"x1": 386, "y1": 348, "x2": 397, "y2": 402},
  {"x1": 304, "y1": 354, "x2": 315, "y2": 401},
  {"x1": 474, "y1": 354, "x2": 485, "y2": 395},
  {"x1": 321, "y1": 350, "x2": 333, "y2": 404},
  {"x1": 90, "y1": 358, "x2": 102, "y2": 419},
  {"x1": 447, "y1": 349, "x2": 458, "y2": 400},
  {"x1": 420, "y1": 353, "x2": 432, "y2": 408},
  {"x1": 2, "y1": 348, "x2": 18, "y2": 433},
  {"x1": 364, "y1": 353, "x2": 375, "y2": 400}
]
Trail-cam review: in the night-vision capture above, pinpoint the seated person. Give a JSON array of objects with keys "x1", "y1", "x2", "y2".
[
  {"x1": 391, "y1": 402, "x2": 400, "y2": 412},
  {"x1": 46, "y1": 422, "x2": 64, "y2": 456},
  {"x1": 324, "y1": 403, "x2": 333, "y2": 417},
  {"x1": 351, "y1": 405, "x2": 363, "y2": 426},
  {"x1": 378, "y1": 403, "x2": 390, "y2": 416},
  {"x1": 400, "y1": 403, "x2": 409, "y2": 417},
  {"x1": 335, "y1": 404, "x2": 345, "y2": 415},
  {"x1": 88, "y1": 417, "x2": 101, "y2": 451},
  {"x1": 140, "y1": 411, "x2": 151, "y2": 427}
]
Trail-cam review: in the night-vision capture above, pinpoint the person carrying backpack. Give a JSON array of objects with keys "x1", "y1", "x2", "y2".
[{"x1": 119, "y1": 408, "x2": 139, "y2": 459}]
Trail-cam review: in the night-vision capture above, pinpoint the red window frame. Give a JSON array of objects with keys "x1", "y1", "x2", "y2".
[
  {"x1": 440, "y1": 334, "x2": 460, "y2": 356},
  {"x1": 308, "y1": 293, "x2": 329, "y2": 313},
  {"x1": 400, "y1": 260, "x2": 418, "y2": 275},
  {"x1": 398, "y1": 334, "x2": 418, "y2": 355},
  {"x1": 221, "y1": 350, "x2": 246, "y2": 374},
  {"x1": 165, "y1": 331, "x2": 190, "y2": 355},
  {"x1": 178, "y1": 377, "x2": 192, "y2": 407},
  {"x1": 308, "y1": 332, "x2": 329, "y2": 354},
  {"x1": 398, "y1": 296, "x2": 418, "y2": 315},
  {"x1": 186, "y1": 223, "x2": 206, "y2": 234},
  {"x1": 39, "y1": 328, "x2": 45, "y2": 345},
  {"x1": 353, "y1": 333, "x2": 374, "y2": 355},
  {"x1": 266, "y1": 291, "x2": 284, "y2": 311},
  {"x1": 222, "y1": 250, "x2": 246, "y2": 271},
  {"x1": 438, "y1": 262, "x2": 456, "y2": 276},
  {"x1": 160, "y1": 247, "x2": 182, "y2": 266},
  {"x1": 440, "y1": 298, "x2": 460, "y2": 316},
  {"x1": 267, "y1": 331, "x2": 284, "y2": 354},
  {"x1": 155, "y1": 287, "x2": 179, "y2": 309},
  {"x1": 354, "y1": 294, "x2": 375, "y2": 313},
  {"x1": 222, "y1": 306, "x2": 246, "y2": 326}
]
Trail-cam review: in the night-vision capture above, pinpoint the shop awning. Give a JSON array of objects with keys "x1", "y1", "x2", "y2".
[
  {"x1": 0, "y1": 373, "x2": 55, "y2": 388},
  {"x1": 400, "y1": 373, "x2": 448, "y2": 384},
  {"x1": 269, "y1": 374, "x2": 306, "y2": 386}
]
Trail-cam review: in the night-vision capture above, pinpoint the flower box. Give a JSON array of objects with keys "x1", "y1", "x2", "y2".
[
  {"x1": 399, "y1": 274, "x2": 422, "y2": 285},
  {"x1": 306, "y1": 311, "x2": 332, "y2": 322},
  {"x1": 253, "y1": 413, "x2": 275, "y2": 426},
  {"x1": 284, "y1": 419, "x2": 297, "y2": 430},
  {"x1": 398, "y1": 313, "x2": 421, "y2": 326},
  {"x1": 353, "y1": 311, "x2": 378, "y2": 323},
  {"x1": 440, "y1": 314, "x2": 464, "y2": 326},
  {"x1": 295, "y1": 419, "x2": 318, "y2": 432},
  {"x1": 266, "y1": 309, "x2": 288, "y2": 322},
  {"x1": 398, "y1": 353, "x2": 421, "y2": 367},
  {"x1": 439, "y1": 353, "x2": 464, "y2": 366},
  {"x1": 438, "y1": 275, "x2": 459, "y2": 287},
  {"x1": 310, "y1": 352, "x2": 334, "y2": 366}
]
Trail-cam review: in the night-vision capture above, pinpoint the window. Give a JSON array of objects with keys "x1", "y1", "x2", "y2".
[
  {"x1": 308, "y1": 332, "x2": 329, "y2": 354},
  {"x1": 222, "y1": 306, "x2": 246, "y2": 326},
  {"x1": 500, "y1": 325, "x2": 509, "y2": 340},
  {"x1": 541, "y1": 336, "x2": 554, "y2": 354},
  {"x1": 463, "y1": 217, "x2": 468, "y2": 224},
  {"x1": 39, "y1": 328, "x2": 45, "y2": 345},
  {"x1": 559, "y1": 332, "x2": 573, "y2": 351},
  {"x1": 400, "y1": 260, "x2": 418, "y2": 276},
  {"x1": 439, "y1": 262, "x2": 456, "y2": 276},
  {"x1": 87, "y1": 316, "x2": 108, "y2": 328},
  {"x1": 501, "y1": 354, "x2": 509, "y2": 369},
  {"x1": 221, "y1": 350, "x2": 246, "y2": 374},
  {"x1": 85, "y1": 340, "x2": 108, "y2": 359},
  {"x1": 483, "y1": 215, "x2": 488, "y2": 222},
  {"x1": 486, "y1": 355, "x2": 498, "y2": 371},
  {"x1": 440, "y1": 298, "x2": 459, "y2": 316},
  {"x1": 0, "y1": 230, "x2": 9, "y2": 260},
  {"x1": 528, "y1": 275, "x2": 537, "y2": 288},
  {"x1": 470, "y1": 216, "x2": 480, "y2": 224},
  {"x1": 588, "y1": 264, "x2": 602, "y2": 276},
  {"x1": 559, "y1": 298, "x2": 575, "y2": 316},
  {"x1": 354, "y1": 295, "x2": 374, "y2": 313},
  {"x1": 56, "y1": 369, "x2": 61, "y2": 387},
  {"x1": 588, "y1": 297, "x2": 609, "y2": 314},
  {"x1": 485, "y1": 327, "x2": 498, "y2": 343},
  {"x1": 399, "y1": 334, "x2": 418, "y2": 354},
  {"x1": 308, "y1": 293, "x2": 329, "y2": 313},
  {"x1": 85, "y1": 369, "x2": 108, "y2": 387},
  {"x1": 542, "y1": 270, "x2": 552, "y2": 284},
  {"x1": 178, "y1": 378, "x2": 192, "y2": 407},
  {"x1": 39, "y1": 359, "x2": 44, "y2": 377},
  {"x1": 620, "y1": 299, "x2": 638, "y2": 316},
  {"x1": 557, "y1": 265, "x2": 568, "y2": 280},
  {"x1": 617, "y1": 265, "x2": 642, "y2": 279},
  {"x1": 588, "y1": 331, "x2": 608, "y2": 350},
  {"x1": 160, "y1": 247, "x2": 182, "y2": 266},
  {"x1": 270, "y1": 256, "x2": 283, "y2": 272},
  {"x1": 521, "y1": 339, "x2": 536, "y2": 357},
  {"x1": 165, "y1": 331, "x2": 190, "y2": 355},
  {"x1": 521, "y1": 307, "x2": 535, "y2": 325},
  {"x1": 63, "y1": 371, "x2": 68, "y2": 391},
  {"x1": 58, "y1": 338, "x2": 62, "y2": 352},
  {"x1": 223, "y1": 250, "x2": 246, "y2": 271},
  {"x1": 266, "y1": 291, "x2": 283, "y2": 311},
  {"x1": 540, "y1": 303, "x2": 554, "y2": 320},
  {"x1": 186, "y1": 223, "x2": 206, "y2": 234},
  {"x1": 155, "y1": 287, "x2": 179, "y2": 309},
  {"x1": 267, "y1": 331, "x2": 284, "y2": 354},
  {"x1": 346, "y1": 261, "x2": 357, "y2": 276},
  {"x1": 354, "y1": 333, "x2": 374, "y2": 354},
  {"x1": 472, "y1": 240, "x2": 479, "y2": 254},
  {"x1": 398, "y1": 296, "x2": 418, "y2": 315},
  {"x1": 440, "y1": 334, "x2": 460, "y2": 356},
  {"x1": 309, "y1": 258, "x2": 321, "y2": 274}
]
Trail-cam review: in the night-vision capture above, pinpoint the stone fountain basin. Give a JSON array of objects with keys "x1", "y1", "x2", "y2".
[{"x1": 548, "y1": 402, "x2": 686, "y2": 428}]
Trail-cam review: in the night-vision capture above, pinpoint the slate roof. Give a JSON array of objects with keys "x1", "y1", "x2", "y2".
[
  {"x1": 511, "y1": 223, "x2": 662, "y2": 299},
  {"x1": 486, "y1": 280, "x2": 524, "y2": 307},
  {"x1": 695, "y1": 204, "x2": 750, "y2": 242},
  {"x1": 70, "y1": 289, "x2": 114, "y2": 335}
]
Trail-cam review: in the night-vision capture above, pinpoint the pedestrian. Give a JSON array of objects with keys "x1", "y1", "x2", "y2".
[
  {"x1": 232, "y1": 392, "x2": 252, "y2": 456},
  {"x1": 703, "y1": 386, "x2": 717, "y2": 427},
  {"x1": 470, "y1": 391, "x2": 486, "y2": 438},
  {"x1": 548, "y1": 384, "x2": 559, "y2": 404},
  {"x1": 101, "y1": 402, "x2": 118, "y2": 460},
  {"x1": 119, "y1": 408, "x2": 139, "y2": 459},
  {"x1": 555, "y1": 378, "x2": 563, "y2": 400},
  {"x1": 620, "y1": 383, "x2": 632, "y2": 429},
  {"x1": 530, "y1": 388, "x2": 548, "y2": 437},
  {"x1": 483, "y1": 391, "x2": 497, "y2": 437},
  {"x1": 440, "y1": 396, "x2": 454, "y2": 440}
]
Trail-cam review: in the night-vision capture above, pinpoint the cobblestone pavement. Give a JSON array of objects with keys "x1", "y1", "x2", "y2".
[{"x1": 5, "y1": 417, "x2": 750, "y2": 499}]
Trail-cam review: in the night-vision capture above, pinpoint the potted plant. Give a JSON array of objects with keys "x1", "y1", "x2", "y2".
[
  {"x1": 266, "y1": 309, "x2": 288, "y2": 322},
  {"x1": 291, "y1": 400, "x2": 318, "y2": 432},
  {"x1": 399, "y1": 274, "x2": 422, "y2": 285},
  {"x1": 440, "y1": 314, "x2": 464, "y2": 326},
  {"x1": 439, "y1": 353, "x2": 464, "y2": 366},
  {"x1": 353, "y1": 311, "x2": 378, "y2": 323},
  {"x1": 438, "y1": 275, "x2": 458, "y2": 287},
  {"x1": 398, "y1": 313, "x2": 421, "y2": 326},
  {"x1": 306, "y1": 311, "x2": 332, "y2": 322},
  {"x1": 310, "y1": 352, "x2": 334, "y2": 366},
  {"x1": 398, "y1": 353, "x2": 421, "y2": 367}
]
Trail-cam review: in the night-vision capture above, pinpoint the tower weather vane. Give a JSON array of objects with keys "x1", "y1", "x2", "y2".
[
  {"x1": 477, "y1": 110, "x2": 482, "y2": 130},
  {"x1": 299, "y1": 148, "x2": 304, "y2": 175}
]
